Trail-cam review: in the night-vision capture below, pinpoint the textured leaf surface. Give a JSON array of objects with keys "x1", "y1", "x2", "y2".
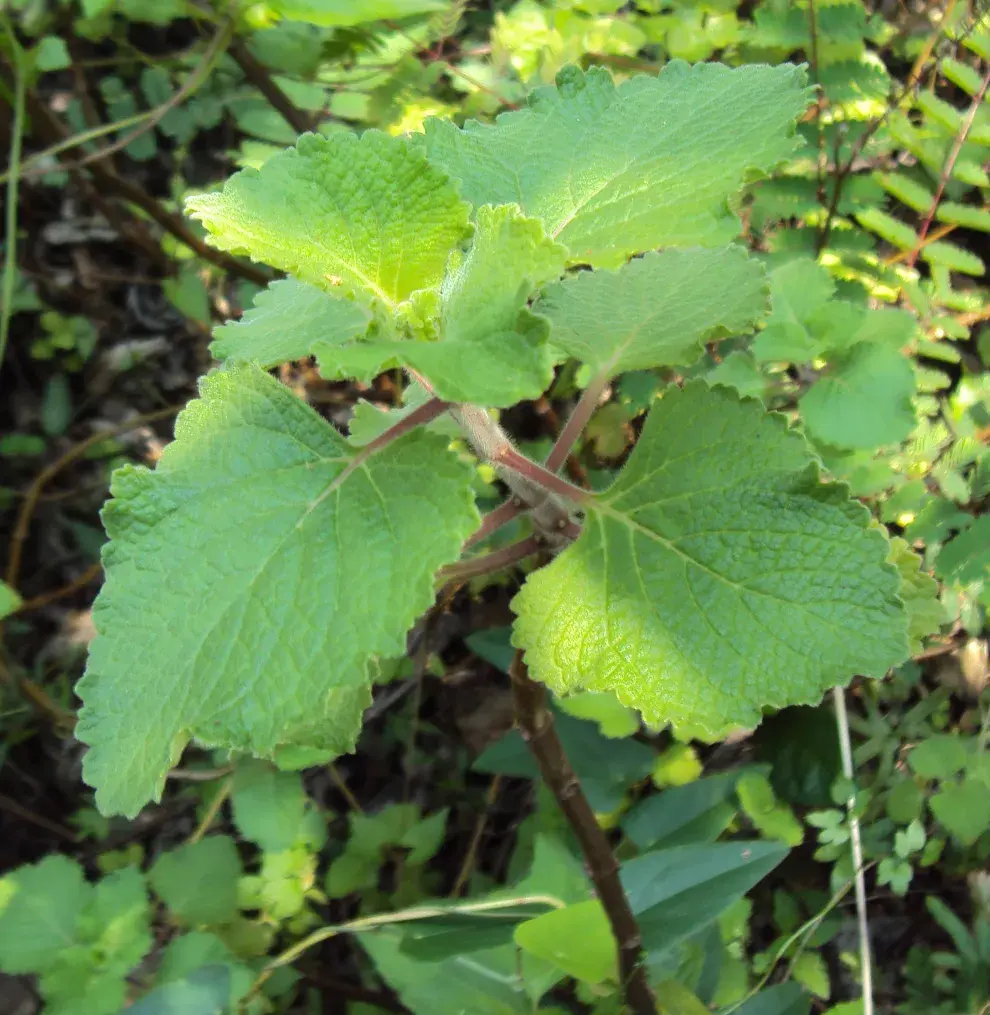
[
  {"x1": 538, "y1": 246, "x2": 767, "y2": 377},
  {"x1": 187, "y1": 132, "x2": 471, "y2": 309},
  {"x1": 752, "y1": 258, "x2": 835, "y2": 363},
  {"x1": 800, "y1": 341, "x2": 916, "y2": 449},
  {"x1": 211, "y1": 279, "x2": 371, "y2": 368},
  {"x1": 419, "y1": 62, "x2": 811, "y2": 267},
  {"x1": 316, "y1": 205, "x2": 566, "y2": 406},
  {"x1": 512, "y1": 383, "x2": 908, "y2": 738},
  {"x1": 77, "y1": 365, "x2": 478, "y2": 816}
]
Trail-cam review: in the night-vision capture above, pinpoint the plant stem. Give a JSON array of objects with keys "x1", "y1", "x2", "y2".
[
  {"x1": 356, "y1": 397, "x2": 451, "y2": 457},
  {"x1": 907, "y1": 64, "x2": 990, "y2": 268},
  {"x1": 545, "y1": 370, "x2": 608, "y2": 474},
  {"x1": 438, "y1": 535, "x2": 543, "y2": 584},
  {"x1": 0, "y1": 16, "x2": 26, "y2": 384},
  {"x1": 464, "y1": 498, "x2": 524, "y2": 549},
  {"x1": 228, "y1": 38, "x2": 316, "y2": 136},
  {"x1": 832, "y1": 687, "x2": 873, "y2": 1015},
  {"x1": 509, "y1": 650, "x2": 657, "y2": 1015}
]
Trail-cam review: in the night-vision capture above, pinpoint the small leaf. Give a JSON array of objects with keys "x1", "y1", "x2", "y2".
[
  {"x1": 267, "y1": 0, "x2": 447, "y2": 27},
  {"x1": 537, "y1": 245, "x2": 767, "y2": 377},
  {"x1": 907, "y1": 734, "x2": 967, "y2": 780},
  {"x1": 126, "y1": 965, "x2": 233, "y2": 1015},
  {"x1": 420, "y1": 62, "x2": 812, "y2": 266},
  {"x1": 752, "y1": 258, "x2": 835, "y2": 363},
  {"x1": 211, "y1": 279, "x2": 372, "y2": 368},
  {"x1": 791, "y1": 950, "x2": 829, "y2": 999},
  {"x1": 800, "y1": 342, "x2": 916, "y2": 450},
  {"x1": 556, "y1": 691, "x2": 639, "y2": 739},
  {"x1": 187, "y1": 132, "x2": 471, "y2": 311},
  {"x1": 730, "y1": 982, "x2": 810, "y2": 1015},
  {"x1": 622, "y1": 772, "x2": 738, "y2": 851},
  {"x1": 316, "y1": 204, "x2": 567, "y2": 406},
  {"x1": 0, "y1": 856, "x2": 89, "y2": 974},
  {"x1": 149, "y1": 836, "x2": 241, "y2": 927},
  {"x1": 936, "y1": 516, "x2": 990, "y2": 584},
  {"x1": 0, "y1": 580, "x2": 22, "y2": 621},
  {"x1": 512, "y1": 383, "x2": 909, "y2": 738},
  {"x1": 930, "y1": 779, "x2": 990, "y2": 846},
  {"x1": 514, "y1": 899, "x2": 617, "y2": 984},
  {"x1": 232, "y1": 760, "x2": 325, "y2": 853}
]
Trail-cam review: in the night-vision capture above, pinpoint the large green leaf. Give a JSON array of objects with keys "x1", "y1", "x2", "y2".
[
  {"x1": 211, "y1": 279, "x2": 371, "y2": 368},
  {"x1": 315, "y1": 204, "x2": 567, "y2": 406},
  {"x1": 187, "y1": 131, "x2": 471, "y2": 311},
  {"x1": 125, "y1": 966, "x2": 233, "y2": 1015},
  {"x1": 419, "y1": 62, "x2": 811, "y2": 267},
  {"x1": 77, "y1": 365, "x2": 478, "y2": 816},
  {"x1": 537, "y1": 246, "x2": 767, "y2": 377},
  {"x1": 512, "y1": 382, "x2": 909, "y2": 738},
  {"x1": 622, "y1": 772, "x2": 739, "y2": 851},
  {"x1": 729, "y1": 983, "x2": 811, "y2": 1015}
]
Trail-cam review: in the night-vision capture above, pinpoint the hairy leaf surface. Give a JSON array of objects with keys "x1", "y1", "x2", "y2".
[
  {"x1": 187, "y1": 132, "x2": 471, "y2": 310},
  {"x1": 419, "y1": 62, "x2": 812, "y2": 266},
  {"x1": 315, "y1": 205, "x2": 567, "y2": 406},
  {"x1": 77, "y1": 365, "x2": 478, "y2": 816},
  {"x1": 538, "y1": 246, "x2": 767, "y2": 376},
  {"x1": 211, "y1": 279, "x2": 371, "y2": 368},
  {"x1": 512, "y1": 383, "x2": 908, "y2": 738}
]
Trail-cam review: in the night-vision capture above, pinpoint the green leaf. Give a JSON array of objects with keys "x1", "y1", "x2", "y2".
[
  {"x1": 791, "y1": 950, "x2": 829, "y2": 999},
  {"x1": 232, "y1": 760, "x2": 325, "y2": 853},
  {"x1": 622, "y1": 772, "x2": 739, "y2": 851},
  {"x1": 316, "y1": 204, "x2": 567, "y2": 406},
  {"x1": 514, "y1": 899, "x2": 617, "y2": 984},
  {"x1": 0, "y1": 579, "x2": 22, "y2": 621},
  {"x1": 621, "y1": 841, "x2": 789, "y2": 956},
  {"x1": 800, "y1": 342, "x2": 916, "y2": 450},
  {"x1": 557, "y1": 691, "x2": 638, "y2": 739},
  {"x1": 361, "y1": 928, "x2": 531, "y2": 1014},
  {"x1": 268, "y1": 0, "x2": 447, "y2": 27},
  {"x1": 887, "y1": 537, "x2": 942, "y2": 655},
  {"x1": 126, "y1": 965, "x2": 233, "y2": 1015},
  {"x1": 211, "y1": 279, "x2": 372, "y2": 368},
  {"x1": 419, "y1": 62, "x2": 812, "y2": 267},
  {"x1": 512, "y1": 383, "x2": 908, "y2": 739},
  {"x1": 537, "y1": 246, "x2": 767, "y2": 377},
  {"x1": 0, "y1": 856, "x2": 89, "y2": 974},
  {"x1": 736, "y1": 770, "x2": 804, "y2": 846},
  {"x1": 907, "y1": 735, "x2": 967, "y2": 780},
  {"x1": 77, "y1": 365, "x2": 477, "y2": 816},
  {"x1": 930, "y1": 779, "x2": 990, "y2": 846},
  {"x1": 752, "y1": 258, "x2": 834, "y2": 363},
  {"x1": 187, "y1": 132, "x2": 471, "y2": 311},
  {"x1": 730, "y1": 983, "x2": 810, "y2": 1015},
  {"x1": 936, "y1": 516, "x2": 990, "y2": 584},
  {"x1": 149, "y1": 836, "x2": 241, "y2": 927}
]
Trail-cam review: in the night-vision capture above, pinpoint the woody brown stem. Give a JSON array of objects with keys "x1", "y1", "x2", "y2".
[{"x1": 509, "y1": 650, "x2": 657, "y2": 1014}]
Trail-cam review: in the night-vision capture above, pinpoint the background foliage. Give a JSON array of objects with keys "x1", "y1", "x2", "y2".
[{"x1": 1, "y1": 0, "x2": 989, "y2": 1013}]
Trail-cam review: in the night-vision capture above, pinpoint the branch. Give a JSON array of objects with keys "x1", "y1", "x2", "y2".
[
  {"x1": 509, "y1": 650, "x2": 657, "y2": 1015},
  {"x1": 228, "y1": 38, "x2": 316, "y2": 136},
  {"x1": 907, "y1": 64, "x2": 990, "y2": 269},
  {"x1": 354, "y1": 396, "x2": 451, "y2": 457},
  {"x1": 463, "y1": 498, "x2": 524, "y2": 550},
  {"x1": 438, "y1": 535, "x2": 542, "y2": 585},
  {"x1": 545, "y1": 371, "x2": 608, "y2": 474},
  {"x1": 12, "y1": 76, "x2": 269, "y2": 285}
]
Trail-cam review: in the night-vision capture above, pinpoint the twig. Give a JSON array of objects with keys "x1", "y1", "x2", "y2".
[
  {"x1": 13, "y1": 81, "x2": 268, "y2": 285},
  {"x1": 438, "y1": 535, "x2": 543, "y2": 584},
  {"x1": 806, "y1": 0, "x2": 827, "y2": 206},
  {"x1": 6, "y1": 405, "x2": 183, "y2": 592},
  {"x1": 187, "y1": 776, "x2": 233, "y2": 844},
  {"x1": 0, "y1": 16, "x2": 27, "y2": 383},
  {"x1": 13, "y1": 561, "x2": 103, "y2": 613},
  {"x1": 832, "y1": 687, "x2": 873, "y2": 1015},
  {"x1": 229, "y1": 38, "x2": 316, "y2": 136},
  {"x1": 907, "y1": 64, "x2": 990, "y2": 268},
  {"x1": 0, "y1": 791, "x2": 80, "y2": 842},
  {"x1": 329, "y1": 763, "x2": 364, "y2": 814},
  {"x1": 817, "y1": 0, "x2": 958, "y2": 252},
  {"x1": 451, "y1": 775, "x2": 502, "y2": 896},
  {"x1": 545, "y1": 371, "x2": 608, "y2": 474},
  {"x1": 509, "y1": 650, "x2": 657, "y2": 1014},
  {"x1": 463, "y1": 498, "x2": 524, "y2": 550}
]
